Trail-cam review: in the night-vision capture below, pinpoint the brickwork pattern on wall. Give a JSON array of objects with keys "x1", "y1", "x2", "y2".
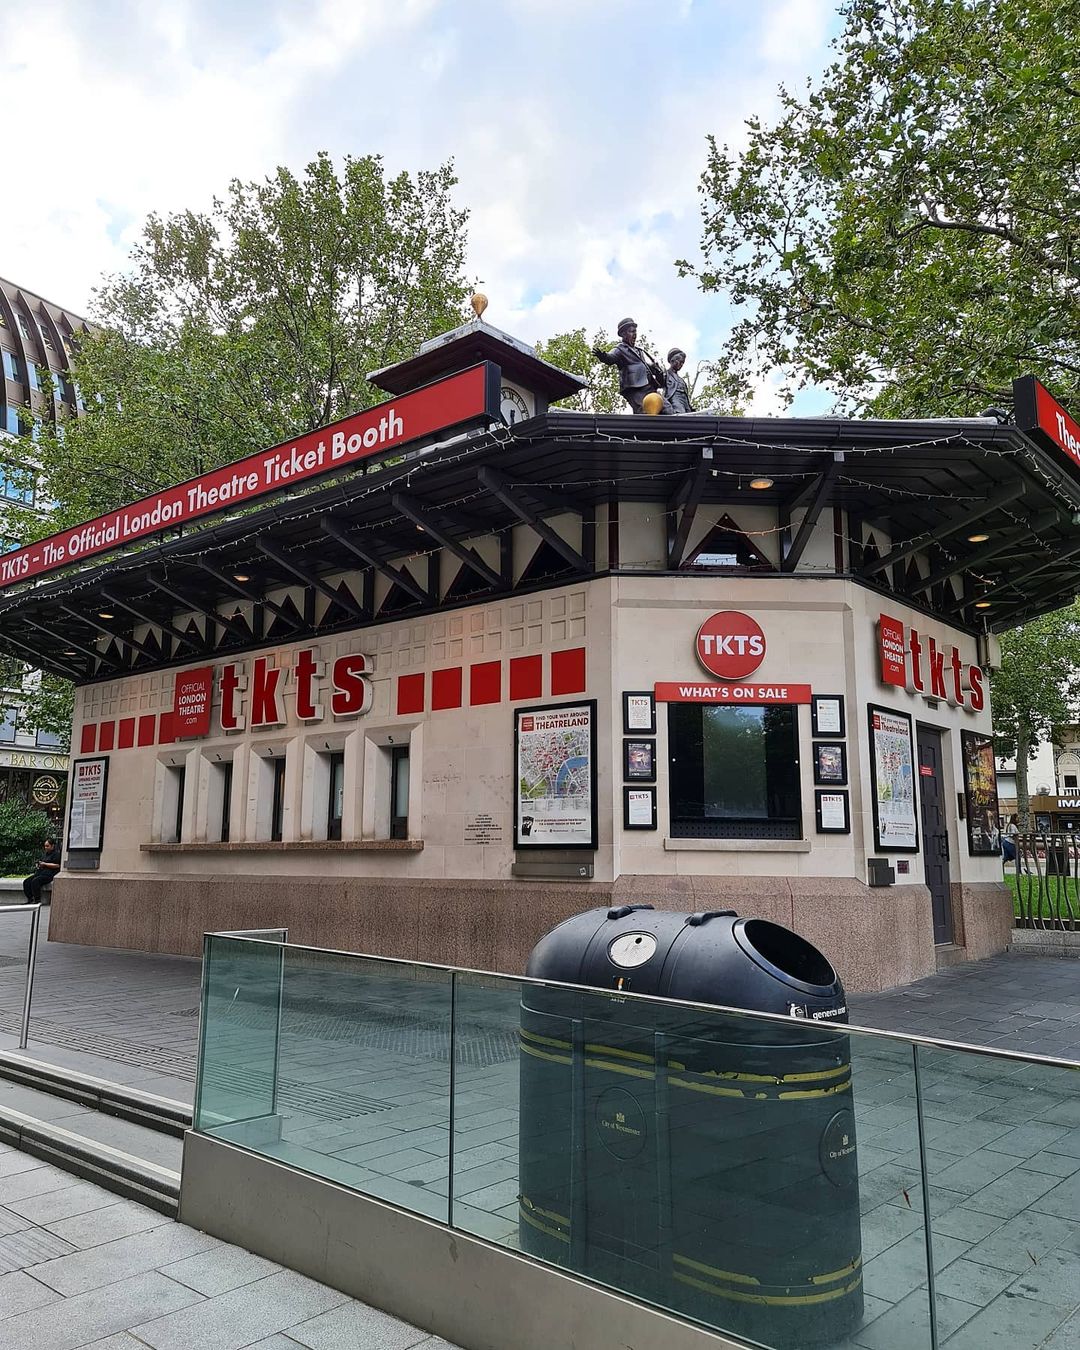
[{"x1": 76, "y1": 590, "x2": 589, "y2": 754}]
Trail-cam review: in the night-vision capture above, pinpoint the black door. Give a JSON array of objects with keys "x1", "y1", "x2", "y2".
[{"x1": 917, "y1": 725, "x2": 953, "y2": 944}]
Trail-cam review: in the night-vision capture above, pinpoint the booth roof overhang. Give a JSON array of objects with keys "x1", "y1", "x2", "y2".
[{"x1": 1, "y1": 408, "x2": 1078, "y2": 685}]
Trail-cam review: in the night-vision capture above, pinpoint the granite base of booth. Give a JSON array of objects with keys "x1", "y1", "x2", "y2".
[
  {"x1": 949, "y1": 881, "x2": 1015, "y2": 962},
  {"x1": 46, "y1": 871, "x2": 963, "y2": 992},
  {"x1": 179, "y1": 1130, "x2": 747, "y2": 1350}
]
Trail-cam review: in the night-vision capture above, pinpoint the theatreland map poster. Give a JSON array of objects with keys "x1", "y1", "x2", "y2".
[
  {"x1": 514, "y1": 701, "x2": 598, "y2": 849},
  {"x1": 868, "y1": 705, "x2": 918, "y2": 851}
]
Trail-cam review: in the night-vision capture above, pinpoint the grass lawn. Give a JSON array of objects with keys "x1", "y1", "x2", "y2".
[{"x1": 1004, "y1": 870, "x2": 1080, "y2": 921}]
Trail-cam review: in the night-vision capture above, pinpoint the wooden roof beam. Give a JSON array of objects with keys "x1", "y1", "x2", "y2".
[
  {"x1": 391, "y1": 492, "x2": 501, "y2": 590},
  {"x1": 782, "y1": 456, "x2": 841, "y2": 573},
  {"x1": 861, "y1": 481, "x2": 1028, "y2": 578},
  {"x1": 98, "y1": 588, "x2": 200, "y2": 652},
  {"x1": 58, "y1": 605, "x2": 159, "y2": 660},
  {"x1": 254, "y1": 540, "x2": 365, "y2": 619},
  {"x1": 197, "y1": 560, "x2": 302, "y2": 628},
  {"x1": 665, "y1": 452, "x2": 712, "y2": 570},
  {"x1": 320, "y1": 518, "x2": 430, "y2": 605},
  {"x1": 914, "y1": 513, "x2": 1059, "y2": 594},
  {"x1": 147, "y1": 574, "x2": 250, "y2": 638},
  {"x1": 23, "y1": 617, "x2": 115, "y2": 672},
  {"x1": 477, "y1": 467, "x2": 588, "y2": 574}
]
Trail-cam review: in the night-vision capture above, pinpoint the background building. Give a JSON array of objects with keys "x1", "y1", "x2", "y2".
[{"x1": 0, "y1": 275, "x2": 92, "y2": 816}]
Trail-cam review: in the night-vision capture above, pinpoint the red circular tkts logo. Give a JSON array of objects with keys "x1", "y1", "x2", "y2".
[{"x1": 695, "y1": 611, "x2": 766, "y2": 679}]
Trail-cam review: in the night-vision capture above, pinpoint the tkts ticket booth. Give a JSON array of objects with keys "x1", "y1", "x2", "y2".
[{"x1": 0, "y1": 316, "x2": 1078, "y2": 991}]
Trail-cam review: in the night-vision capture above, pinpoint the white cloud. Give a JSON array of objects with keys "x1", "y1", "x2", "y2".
[{"x1": 0, "y1": 0, "x2": 837, "y2": 416}]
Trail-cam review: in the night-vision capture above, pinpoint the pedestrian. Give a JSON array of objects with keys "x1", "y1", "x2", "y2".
[
  {"x1": 1002, "y1": 814, "x2": 1028, "y2": 874},
  {"x1": 23, "y1": 836, "x2": 60, "y2": 904}
]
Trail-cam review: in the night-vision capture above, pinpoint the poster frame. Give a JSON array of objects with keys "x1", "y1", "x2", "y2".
[
  {"x1": 867, "y1": 704, "x2": 920, "y2": 853},
  {"x1": 623, "y1": 786, "x2": 658, "y2": 830},
  {"x1": 812, "y1": 742, "x2": 848, "y2": 787},
  {"x1": 514, "y1": 699, "x2": 598, "y2": 850},
  {"x1": 622, "y1": 691, "x2": 656, "y2": 735},
  {"x1": 66, "y1": 755, "x2": 110, "y2": 854},
  {"x1": 811, "y1": 694, "x2": 846, "y2": 738},
  {"x1": 623, "y1": 738, "x2": 657, "y2": 783},
  {"x1": 961, "y1": 729, "x2": 1001, "y2": 856},
  {"x1": 815, "y1": 789, "x2": 850, "y2": 834}
]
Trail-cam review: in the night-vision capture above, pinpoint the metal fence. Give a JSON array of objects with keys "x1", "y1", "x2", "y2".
[{"x1": 1012, "y1": 832, "x2": 1080, "y2": 929}]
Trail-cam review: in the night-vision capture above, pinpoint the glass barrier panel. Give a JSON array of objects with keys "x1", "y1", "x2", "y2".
[
  {"x1": 451, "y1": 975, "x2": 934, "y2": 1350},
  {"x1": 194, "y1": 934, "x2": 284, "y2": 1138},
  {"x1": 916, "y1": 1044, "x2": 1080, "y2": 1350},
  {"x1": 254, "y1": 946, "x2": 452, "y2": 1222}
]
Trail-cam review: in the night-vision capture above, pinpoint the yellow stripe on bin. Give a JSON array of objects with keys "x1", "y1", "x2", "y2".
[
  {"x1": 673, "y1": 1270, "x2": 862, "y2": 1307},
  {"x1": 667, "y1": 1060, "x2": 849, "y2": 1085},
  {"x1": 519, "y1": 1042, "x2": 572, "y2": 1067},
  {"x1": 673, "y1": 1254, "x2": 761, "y2": 1285},
  {"x1": 519, "y1": 1207, "x2": 571, "y2": 1244}
]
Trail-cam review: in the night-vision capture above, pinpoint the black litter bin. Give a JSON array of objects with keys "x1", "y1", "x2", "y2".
[{"x1": 519, "y1": 905, "x2": 861, "y2": 1347}]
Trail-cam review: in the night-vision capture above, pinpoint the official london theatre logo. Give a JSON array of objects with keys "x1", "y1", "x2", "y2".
[{"x1": 695, "y1": 611, "x2": 766, "y2": 680}]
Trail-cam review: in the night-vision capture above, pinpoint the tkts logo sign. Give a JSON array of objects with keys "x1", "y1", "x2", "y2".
[
  {"x1": 695, "y1": 611, "x2": 766, "y2": 679},
  {"x1": 171, "y1": 648, "x2": 374, "y2": 736},
  {"x1": 878, "y1": 614, "x2": 985, "y2": 711}
]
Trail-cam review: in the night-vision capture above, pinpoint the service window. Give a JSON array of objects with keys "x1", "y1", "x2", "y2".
[
  {"x1": 668, "y1": 703, "x2": 801, "y2": 839},
  {"x1": 327, "y1": 751, "x2": 345, "y2": 841}
]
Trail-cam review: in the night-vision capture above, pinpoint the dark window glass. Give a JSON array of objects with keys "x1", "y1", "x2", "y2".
[
  {"x1": 2, "y1": 351, "x2": 20, "y2": 383},
  {"x1": 1065, "y1": 775, "x2": 1078, "y2": 789},
  {"x1": 0, "y1": 708, "x2": 16, "y2": 744},
  {"x1": 173, "y1": 765, "x2": 186, "y2": 843},
  {"x1": 16, "y1": 314, "x2": 31, "y2": 343},
  {"x1": 2, "y1": 408, "x2": 18, "y2": 436},
  {"x1": 35, "y1": 728, "x2": 61, "y2": 748},
  {"x1": 27, "y1": 364, "x2": 39, "y2": 392},
  {"x1": 270, "y1": 757, "x2": 286, "y2": 841},
  {"x1": 390, "y1": 745, "x2": 409, "y2": 839},
  {"x1": 327, "y1": 751, "x2": 344, "y2": 840},
  {"x1": 220, "y1": 761, "x2": 233, "y2": 842},
  {"x1": 0, "y1": 463, "x2": 34, "y2": 502},
  {"x1": 668, "y1": 703, "x2": 801, "y2": 839}
]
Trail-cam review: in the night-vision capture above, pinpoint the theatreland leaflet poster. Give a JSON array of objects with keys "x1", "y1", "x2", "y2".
[
  {"x1": 868, "y1": 706, "x2": 918, "y2": 852},
  {"x1": 67, "y1": 756, "x2": 109, "y2": 853},
  {"x1": 962, "y1": 730, "x2": 1000, "y2": 856},
  {"x1": 514, "y1": 701, "x2": 598, "y2": 849}
]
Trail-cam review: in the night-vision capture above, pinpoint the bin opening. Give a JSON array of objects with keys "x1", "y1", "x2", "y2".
[{"x1": 741, "y1": 919, "x2": 836, "y2": 987}]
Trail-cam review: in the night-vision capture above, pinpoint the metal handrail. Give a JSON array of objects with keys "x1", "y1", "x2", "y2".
[
  {"x1": 204, "y1": 926, "x2": 1080, "y2": 1073},
  {"x1": 0, "y1": 903, "x2": 41, "y2": 1049}
]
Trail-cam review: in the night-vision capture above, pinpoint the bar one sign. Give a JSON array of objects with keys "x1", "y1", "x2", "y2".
[
  {"x1": 171, "y1": 649, "x2": 374, "y2": 737},
  {"x1": 0, "y1": 364, "x2": 496, "y2": 589},
  {"x1": 878, "y1": 613, "x2": 985, "y2": 711}
]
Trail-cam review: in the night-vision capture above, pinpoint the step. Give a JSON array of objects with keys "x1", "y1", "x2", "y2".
[
  {"x1": 0, "y1": 1080, "x2": 181, "y2": 1215},
  {"x1": 0, "y1": 1050, "x2": 191, "y2": 1135},
  {"x1": 934, "y1": 943, "x2": 971, "y2": 971}
]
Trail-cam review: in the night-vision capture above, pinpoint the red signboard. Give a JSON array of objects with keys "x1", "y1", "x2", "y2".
[
  {"x1": 172, "y1": 666, "x2": 213, "y2": 738},
  {"x1": 655, "y1": 682, "x2": 811, "y2": 704},
  {"x1": 695, "y1": 611, "x2": 766, "y2": 679},
  {"x1": 0, "y1": 364, "x2": 497, "y2": 591},
  {"x1": 1014, "y1": 375, "x2": 1080, "y2": 476},
  {"x1": 878, "y1": 614, "x2": 907, "y2": 688}
]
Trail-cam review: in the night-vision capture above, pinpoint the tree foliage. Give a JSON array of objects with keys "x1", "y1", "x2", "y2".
[
  {"x1": 990, "y1": 604, "x2": 1080, "y2": 825},
  {"x1": 0, "y1": 799, "x2": 57, "y2": 877},
  {"x1": 683, "y1": 0, "x2": 1080, "y2": 415},
  {"x1": 535, "y1": 327, "x2": 742, "y2": 414},
  {"x1": 17, "y1": 151, "x2": 471, "y2": 537}
]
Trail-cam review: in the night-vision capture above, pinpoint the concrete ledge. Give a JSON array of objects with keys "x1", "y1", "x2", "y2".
[
  {"x1": 141, "y1": 840, "x2": 424, "y2": 853},
  {"x1": 1012, "y1": 927, "x2": 1080, "y2": 955},
  {"x1": 664, "y1": 838, "x2": 812, "y2": 853},
  {"x1": 180, "y1": 1130, "x2": 748, "y2": 1350}
]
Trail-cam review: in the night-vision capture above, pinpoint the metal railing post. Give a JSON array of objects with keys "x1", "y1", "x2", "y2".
[{"x1": 0, "y1": 903, "x2": 42, "y2": 1051}]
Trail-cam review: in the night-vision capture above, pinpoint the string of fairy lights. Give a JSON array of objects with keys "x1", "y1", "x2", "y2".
[{"x1": 2, "y1": 414, "x2": 1077, "y2": 672}]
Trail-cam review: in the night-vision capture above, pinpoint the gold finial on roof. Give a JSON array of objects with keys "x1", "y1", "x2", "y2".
[{"x1": 470, "y1": 293, "x2": 488, "y2": 320}]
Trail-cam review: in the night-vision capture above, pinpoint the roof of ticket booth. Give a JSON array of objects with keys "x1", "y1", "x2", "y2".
[{"x1": 0, "y1": 404, "x2": 1077, "y2": 684}]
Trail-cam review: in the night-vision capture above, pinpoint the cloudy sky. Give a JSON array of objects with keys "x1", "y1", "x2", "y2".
[{"x1": 2, "y1": 0, "x2": 839, "y2": 411}]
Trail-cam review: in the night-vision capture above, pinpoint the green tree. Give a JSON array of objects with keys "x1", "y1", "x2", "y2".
[
  {"x1": 16, "y1": 150, "x2": 471, "y2": 536},
  {"x1": 3, "y1": 151, "x2": 470, "y2": 736},
  {"x1": 535, "y1": 328, "x2": 742, "y2": 413},
  {"x1": 0, "y1": 799, "x2": 56, "y2": 877},
  {"x1": 990, "y1": 604, "x2": 1080, "y2": 826},
  {"x1": 682, "y1": 0, "x2": 1080, "y2": 415}
]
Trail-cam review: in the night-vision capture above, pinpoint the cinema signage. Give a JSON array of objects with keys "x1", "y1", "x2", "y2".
[
  {"x1": 171, "y1": 648, "x2": 374, "y2": 737},
  {"x1": 0, "y1": 363, "x2": 499, "y2": 590},
  {"x1": 878, "y1": 613, "x2": 985, "y2": 711},
  {"x1": 1013, "y1": 375, "x2": 1080, "y2": 477}
]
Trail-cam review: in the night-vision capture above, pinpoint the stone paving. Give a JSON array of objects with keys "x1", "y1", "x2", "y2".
[
  {"x1": 4, "y1": 915, "x2": 1080, "y2": 1346},
  {"x1": 0, "y1": 1145, "x2": 459, "y2": 1349}
]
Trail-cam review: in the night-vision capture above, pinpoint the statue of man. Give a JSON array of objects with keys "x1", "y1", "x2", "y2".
[
  {"x1": 663, "y1": 348, "x2": 694, "y2": 414},
  {"x1": 593, "y1": 318, "x2": 665, "y2": 414}
]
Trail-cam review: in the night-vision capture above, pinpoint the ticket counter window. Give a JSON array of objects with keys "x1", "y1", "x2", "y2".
[
  {"x1": 668, "y1": 703, "x2": 801, "y2": 839},
  {"x1": 270, "y1": 758, "x2": 286, "y2": 842},
  {"x1": 327, "y1": 752, "x2": 345, "y2": 841}
]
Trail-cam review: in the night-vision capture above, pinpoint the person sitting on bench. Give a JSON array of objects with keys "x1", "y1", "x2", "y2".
[{"x1": 23, "y1": 837, "x2": 60, "y2": 903}]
